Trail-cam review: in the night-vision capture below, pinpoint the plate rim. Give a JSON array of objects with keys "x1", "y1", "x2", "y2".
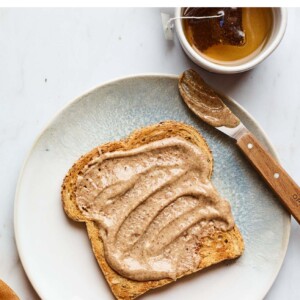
[{"x1": 14, "y1": 73, "x2": 291, "y2": 300}]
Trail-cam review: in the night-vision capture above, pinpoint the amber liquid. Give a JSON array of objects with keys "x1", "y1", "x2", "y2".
[{"x1": 183, "y1": 8, "x2": 273, "y2": 64}]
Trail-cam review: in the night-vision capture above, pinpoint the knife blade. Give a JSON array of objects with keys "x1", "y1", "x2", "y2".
[{"x1": 179, "y1": 69, "x2": 300, "y2": 224}]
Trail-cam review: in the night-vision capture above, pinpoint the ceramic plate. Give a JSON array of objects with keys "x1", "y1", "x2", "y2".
[{"x1": 15, "y1": 75, "x2": 290, "y2": 300}]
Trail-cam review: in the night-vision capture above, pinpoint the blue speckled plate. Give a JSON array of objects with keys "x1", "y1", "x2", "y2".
[{"x1": 15, "y1": 75, "x2": 290, "y2": 300}]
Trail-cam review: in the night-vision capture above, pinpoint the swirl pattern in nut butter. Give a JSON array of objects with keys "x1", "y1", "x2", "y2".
[{"x1": 75, "y1": 137, "x2": 234, "y2": 281}]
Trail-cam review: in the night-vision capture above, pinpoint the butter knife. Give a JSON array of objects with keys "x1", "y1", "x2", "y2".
[{"x1": 179, "y1": 69, "x2": 300, "y2": 223}]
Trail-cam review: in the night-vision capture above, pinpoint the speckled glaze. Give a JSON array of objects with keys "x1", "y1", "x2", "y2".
[{"x1": 15, "y1": 75, "x2": 290, "y2": 300}]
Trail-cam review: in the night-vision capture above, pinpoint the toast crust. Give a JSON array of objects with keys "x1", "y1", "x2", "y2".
[{"x1": 62, "y1": 121, "x2": 244, "y2": 300}]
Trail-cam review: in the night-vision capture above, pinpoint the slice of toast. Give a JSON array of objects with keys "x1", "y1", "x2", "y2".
[{"x1": 62, "y1": 120, "x2": 244, "y2": 300}]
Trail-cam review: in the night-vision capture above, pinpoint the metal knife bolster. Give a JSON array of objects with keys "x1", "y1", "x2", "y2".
[{"x1": 216, "y1": 122, "x2": 249, "y2": 140}]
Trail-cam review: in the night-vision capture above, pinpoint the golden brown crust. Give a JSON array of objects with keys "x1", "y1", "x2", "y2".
[{"x1": 61, "y1": 120, "x2": 244, "y2": 300}]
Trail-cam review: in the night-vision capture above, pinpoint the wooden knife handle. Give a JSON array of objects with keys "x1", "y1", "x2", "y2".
[{"x1": 237, "y1": 132, "x2": 300, "y2": 224}]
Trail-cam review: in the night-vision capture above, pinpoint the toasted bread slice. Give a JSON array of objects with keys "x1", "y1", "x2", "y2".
[{"x1": 62, "y1": 120, "x2": 244, "y2": 300}]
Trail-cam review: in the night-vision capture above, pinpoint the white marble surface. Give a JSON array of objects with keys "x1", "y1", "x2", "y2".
[{"x1": 0, "y1": 7, "x2": 299, "y2": 300}]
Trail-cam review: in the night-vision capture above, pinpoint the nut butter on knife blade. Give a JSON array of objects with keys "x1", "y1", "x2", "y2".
[{"x1": 179, "y1": 69, "x2": 300, "y2": 224}]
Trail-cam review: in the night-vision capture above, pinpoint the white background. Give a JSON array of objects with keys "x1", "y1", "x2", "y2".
[{"x1": 0, "y1": 8, "x2": 299, "y2": 299}]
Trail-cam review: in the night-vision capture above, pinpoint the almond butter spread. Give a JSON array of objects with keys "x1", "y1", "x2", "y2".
[
  {"x1": 179, "y1": 69, "x2": 240, "y2": 128},
  {"x1": 75, "y1": 137, "x2": 234, "y2": 281}
]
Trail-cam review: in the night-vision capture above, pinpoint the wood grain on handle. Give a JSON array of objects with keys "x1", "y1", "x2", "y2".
[{"x1": 237, "y1": 132, "x2": 300, "y2": 224}]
